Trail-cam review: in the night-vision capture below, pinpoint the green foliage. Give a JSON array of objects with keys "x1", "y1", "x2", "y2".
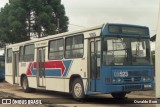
[{"x1": 0, "y1": 0, "x2": 69, "y2": 43}]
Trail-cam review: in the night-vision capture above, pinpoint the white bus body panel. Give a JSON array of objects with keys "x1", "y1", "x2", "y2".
[
  {"x1": 5, "y1": 26, "x2": 102, "y2": 94},
  {"x1": 5, "y1": 62, "x2": 13, "y2": 84},
  {"x1": 46, "y1": 78, "x2": 65, "y2": 91},
  {"x1": 28, "y1": 77, "x2": 37, "y2": 88}
]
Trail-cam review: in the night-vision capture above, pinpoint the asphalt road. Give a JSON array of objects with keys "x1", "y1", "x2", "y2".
[{"x1": 0, "y1": 81, "x2": 157, "y2": 107}]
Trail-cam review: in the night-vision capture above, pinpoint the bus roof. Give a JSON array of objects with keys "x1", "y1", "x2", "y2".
[
  {"x1": 6, "y1": 24, "x2": 103, "y2": 48},
  {"x1": 6, "y1": 23, "x2": 149, "y2": 48}
]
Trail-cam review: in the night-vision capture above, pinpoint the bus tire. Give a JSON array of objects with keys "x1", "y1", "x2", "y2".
[
  {"x1": 111, "y1": 92, "x2": 127, "y2": 98},
  {"x1": 72, "y1": 78, "x2": 85, "y2": 100},
  {"x1": 22, "y1": 76, "x2": 31, "y2": 93}
]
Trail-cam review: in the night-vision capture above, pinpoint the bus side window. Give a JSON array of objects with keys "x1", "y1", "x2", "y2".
[
  {"x1": 19, "y1": 46, "x2": 24, "y2": 62},
  {"x1": 49, "y1": 39, "x2": 64, "y2": 60},
  {"x1": 24, "y1": 44, "x2": 34, "y2": 62},
  {"x1": 7, "y1": 49, "x2": 12, "y2": 63},
  {"x1": 0, "y1": 56, "x2": 5, "y2": 68},
  {"x1": 65, "y1": 34, "x2": 84, "y2": 59}
]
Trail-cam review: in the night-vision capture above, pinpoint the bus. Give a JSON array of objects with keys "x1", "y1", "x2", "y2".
[
  {"x1": 0, "y1": 55, "x2": 5, "y2": 81},
  {"x1": 5, "y1": 23, "x2": 154, "y2": 99}
]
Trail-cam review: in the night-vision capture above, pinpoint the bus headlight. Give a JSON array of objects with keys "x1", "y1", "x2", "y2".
[
  {"x1": 112, "y1": 78, "x2": 116, "y2": 82},
  {"x1": 117, "y1": 78, "x2": 122, "y2": 82},
  {"x1": 144, "y1": 84, "x2": 152, "y2": 88},
  {"x1": 112, "y1": 78, "x2": 122, "y2": 83},
  {"x1": 146, "y1": 77, "x2": 151, "y2": 81},
  {"x1": 142, "y1": 77, "x2": 146, "y2": 81},
  {"x1": 142, "y1": 77, "x2": 151, "y2": 81}
]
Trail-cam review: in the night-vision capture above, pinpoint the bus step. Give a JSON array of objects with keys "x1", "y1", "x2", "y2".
[
  {"x1": 88, "y1": 91, "x2": 101, "y2": 95},
  {"x1": 37, "y1": 86, "x2": 46, "y2": 90}
]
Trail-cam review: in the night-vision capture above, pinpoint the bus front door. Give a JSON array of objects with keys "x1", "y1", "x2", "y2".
[
  {"x1": 89, "y1": 38, "x2": 101, "y2": 92},
  {"x1": 37, "y1": 48, "x2": 46, "y2": 87},
  {"x1": 13, "y1": 52, "x2": 19, "y2": 84}
]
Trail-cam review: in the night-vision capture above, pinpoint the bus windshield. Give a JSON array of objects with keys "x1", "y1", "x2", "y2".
[{"x1": 102, "y1": 37, "x2": 151, "y2": 66}]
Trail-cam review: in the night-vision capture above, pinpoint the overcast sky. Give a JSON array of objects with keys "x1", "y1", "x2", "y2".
[
  {"x1": 0, "y1": 0, "x2": 159, "y2": 37},
  {"x1": 61, "y1": 0, "x2": 159, "y2": 37}
]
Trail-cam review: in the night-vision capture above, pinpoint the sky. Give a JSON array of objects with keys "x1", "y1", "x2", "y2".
[
  {"x1": 0, "y1": 0, "x2": 159, "y2": 36},
  {"x1": 61, "y1": 0, "x2": 159, "y2": 37},
  {"x1": 0, "y1": 0, "x2": 159, "y2": 50},
  {"x1": 61, "y1": 0, "x2": 159, "y2": 50}
]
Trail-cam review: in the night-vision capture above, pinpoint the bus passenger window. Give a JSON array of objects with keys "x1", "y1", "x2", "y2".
[
  {"x1": 49, "y1": 39, "x2": 64, "y2": 59},
  {"x1": 19, "y1": 46, "x2": 24, "y2": 62},
  {"x1": 24, "y1": 44, "x2": 34, "y2": 62},
  {"x1": 65, "y1": 34, "x2": 84, "y2": 59},
  {"x1": 0, "y1": 56, "x2": 5, "y2": 68},
  {"x1": 7, "y1": 48, "x2": 12, "y2": 63}
]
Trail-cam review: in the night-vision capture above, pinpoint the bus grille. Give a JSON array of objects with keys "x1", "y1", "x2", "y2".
[
  {"x1": 124, "y1": 85, "x2": 142, "y2": 91},
  {"x1": 123, "y1": 77, "x2": 141, "y2": 82}
]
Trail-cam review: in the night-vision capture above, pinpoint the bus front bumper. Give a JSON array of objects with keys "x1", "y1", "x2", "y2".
[{"x1": 101, "y1": 83, "x2": 154, "y2": 93}]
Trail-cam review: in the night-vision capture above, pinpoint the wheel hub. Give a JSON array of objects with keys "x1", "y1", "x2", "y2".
[{"x1": 74, "y1": 83, "x2": 82, "y2": 97}]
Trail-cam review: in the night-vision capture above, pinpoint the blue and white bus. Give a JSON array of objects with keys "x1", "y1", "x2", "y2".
[{"x1": 5, "y1": 23, "x2": 154, "y2": 99}]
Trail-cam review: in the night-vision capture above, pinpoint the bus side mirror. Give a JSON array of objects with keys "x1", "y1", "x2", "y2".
[{"x1": 102, "y1": 42, "x2": 108, "y2": 51}]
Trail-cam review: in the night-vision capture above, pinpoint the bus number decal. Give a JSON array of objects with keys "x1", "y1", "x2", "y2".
[{"x1": 114, "y1": 71, "x2": 128, "y2": 77}]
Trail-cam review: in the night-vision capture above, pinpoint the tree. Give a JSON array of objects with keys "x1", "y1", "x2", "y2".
[
  {"x1": 0, "y1": 1, "x2": 30, "y2": 43},
  {"x1": 0, "y1": 0, "x2": 69, "y2": 43}
]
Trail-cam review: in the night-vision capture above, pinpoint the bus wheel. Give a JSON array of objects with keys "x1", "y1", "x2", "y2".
[
  {"x1": 111, "y1": 92, "x2": 126, "y2": 98},
  {"x1": 72, "y1": 78, "x2": 85, "y2": 100},
  {"x1": 22, "y1": 76, "x2": 31, "y2": 93}
]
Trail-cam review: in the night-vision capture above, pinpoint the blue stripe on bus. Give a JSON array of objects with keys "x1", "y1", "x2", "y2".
[
  {"x1": 30, "y1": 64, "x2": 36, "y2": 75},
  {"x1": 63, "y1": 60, "x2": 73, "y2": 76},
  {"x1": 45, "y1": 69, "x2": 61, "y2": 76}
]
